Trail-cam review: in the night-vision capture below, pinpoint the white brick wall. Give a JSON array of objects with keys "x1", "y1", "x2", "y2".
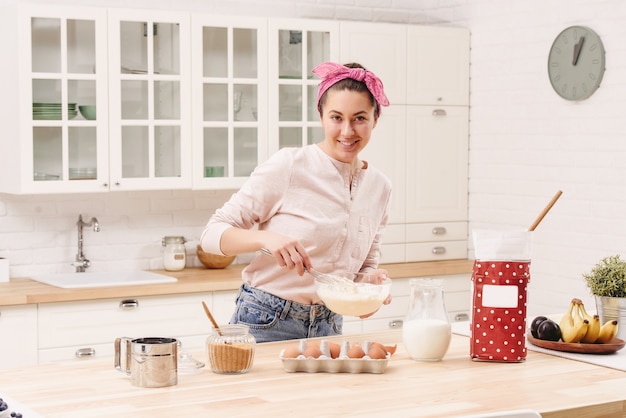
[
  {"x1": 2, "y1": 0, "x2": 625, "y2": 318},
  {"x1": 461, "y1": 0, "x2": 626, "y2": 316}
]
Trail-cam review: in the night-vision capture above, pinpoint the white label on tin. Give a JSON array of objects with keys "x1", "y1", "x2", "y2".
[{"x1": 481, "y1": 284, "x2": 519, "y2": 308}]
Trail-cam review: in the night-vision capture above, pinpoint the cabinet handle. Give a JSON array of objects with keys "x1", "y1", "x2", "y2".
[
  {"x1": 454, "y1": 313, "x2": 469, "y2": 322},
  {"x1": 432, "y1": 246, "x2": 446, "y2": 255},
  {"x1": 102, "y1": 183, "x2": 108, "y2": 187},
  {"x1": 389, "y1": 319, "x2": 403, "y2": 329},
  {"x1": 432, "y1": 109, "x2": 447, "y2": 116},
  {"x1": 431, "y1": 226, "x2": 447, "y2": 235},
  {"x1": 119, "y1": 299, "x2": 139, "y2": 310},
  {"x1": 75, "y1": 348, "x2": 96, "y2": 358}
]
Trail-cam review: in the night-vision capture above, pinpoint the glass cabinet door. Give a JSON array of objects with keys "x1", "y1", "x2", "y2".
[
  {"x1": 268, "y1": 20, "x2": 339, "y2": 156},
  {"x1": 191, "y1": 16, "x2": 268, "y2": 190},
  {"x1": 26, "y1": 7, "x2": 108, "y2": 193},
  {"x1": 108, "y1": 9, "x2": 191, "y2": 190}
]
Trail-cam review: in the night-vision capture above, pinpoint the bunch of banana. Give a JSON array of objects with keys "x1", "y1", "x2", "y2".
[
  {"x1": 560, "y1": 298, "x2": 589, "y2": 343},
  {"x1": 578, "y1": 300, "x2": 601, "y2": 343},
  {"x1": 560, "y1": 298, "x2": 619, "y2": 344}
]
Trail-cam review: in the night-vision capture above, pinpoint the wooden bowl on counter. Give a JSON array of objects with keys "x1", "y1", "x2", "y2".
[{"x1": 196, "y1": 245, "x2": 236, "y2": 269}]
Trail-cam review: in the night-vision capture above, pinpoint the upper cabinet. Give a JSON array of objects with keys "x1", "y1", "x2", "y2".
[
  {"x1": 0, "y1": 4, "x2": 109, "y2": 194},
  {"x1": 407, "y1": 26, "x2": 470, "y2": 106},
  {"x1": 107, "y1": 9, "x2": 192, "y2": 191},
  {"x1": 191, "y1": 16, "x2": 268, "y2": 190},
  {"x1": 0, "y1": 6, "x2": 469, "y2": 204},
  {"x1": 339, "y1": 22, "x2": 407, "y2": 105},
  {"x1": 0, "y1": 5, "x2": 193, "y2": 194},
  {"x1": 268, "y1": 19, "x2": 339, "y2": 156}
]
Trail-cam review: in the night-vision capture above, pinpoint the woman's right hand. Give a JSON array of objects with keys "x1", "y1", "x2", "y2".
[{"x1": 260, "y1": 233, "x2": 311, "y2": 276}]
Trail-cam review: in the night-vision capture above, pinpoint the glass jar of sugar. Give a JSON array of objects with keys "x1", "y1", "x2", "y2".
[{"x1": 161, "y1": 236, "x2": 186, "y2": 271}]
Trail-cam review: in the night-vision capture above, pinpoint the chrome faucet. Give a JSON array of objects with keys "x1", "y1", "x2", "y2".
[{"x1": 74, "y1": 214, "x2": 100, "y2": 272}]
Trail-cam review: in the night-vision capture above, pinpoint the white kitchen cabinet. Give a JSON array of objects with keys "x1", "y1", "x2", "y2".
[
  {"x1": 404, "y1": 105, "x2": 469, "y2": 261},
  {"x1": 0, "y1": 4, "x2": 109, "y2": 194},
  {"x1": 37, "y1": 293, "x2": 212, "y2": 363},
  {"x1": 406, "y1": 106, "x2": 469, "y2": 223},
  {"x1": 339, "y1": 21, "x2": 407, "y2": 105},
  {"x1": 190, "y1": 16, "x2": 269, "y2": 190},
  {"x1": 267, "y1": 18, "x2": 339, "y2": 155},
  {"x1": 339, "y1": 22, "x2": 469, "y2": 107},
  {"x1": 361, "y1": 275, "x2": 471, "y2": 333},
  {"x1": 0, "y1": 305, "x2": 38, "y2": 369},
  {"x1": 107, "y1": 9, "x2": 192, "y2": 191},
  {"x1": 406, "y1": 26, "x2": 470, "y2": 106},
  {"x1": 378, "y1": 103, "x2": 468, "y2": 262},
  {"x1": 0, "y1": 5, "x2": 193, "y2": 194},
  {"x1": 343, "y1": 22, "x2": 470, "y2": 263}
]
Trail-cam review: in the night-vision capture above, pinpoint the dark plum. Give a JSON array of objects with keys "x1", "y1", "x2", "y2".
[
  {"x1": 537, "y1": 319, "x2": 562, "y2": 342},
  {"x1": 530, "y1": 315, "x2": 549, "y2": 338}
]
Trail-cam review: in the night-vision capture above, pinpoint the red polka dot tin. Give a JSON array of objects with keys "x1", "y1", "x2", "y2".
[{"x1": 470, "y1": 260, "x2": 530, "y2": 362}]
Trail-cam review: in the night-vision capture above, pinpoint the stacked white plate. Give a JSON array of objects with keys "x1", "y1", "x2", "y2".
[
  {"x1": 69, "y1": 167, "x2": 97, "y2": 180},
  {"x1": 33, "y1": 102, "x2": 78, "y2": 120}
]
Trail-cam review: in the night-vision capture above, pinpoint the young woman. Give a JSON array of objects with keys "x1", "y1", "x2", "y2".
[{"x1": 200, "y1": 62, "x2": 392, "y2": 342}]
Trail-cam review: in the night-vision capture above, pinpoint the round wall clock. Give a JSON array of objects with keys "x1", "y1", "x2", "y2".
[{"x1": 547, "y1": 25, "x2": 606, "y2": 101}]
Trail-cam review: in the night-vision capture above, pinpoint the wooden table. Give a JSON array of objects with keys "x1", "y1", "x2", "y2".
[{"x1": 1, "y1": 330, "x2": 625, "y2": 417}]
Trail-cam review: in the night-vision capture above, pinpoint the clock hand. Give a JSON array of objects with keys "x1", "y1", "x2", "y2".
[{"x1": 573, "y1": 36, "x2": 585, "y2": 66}]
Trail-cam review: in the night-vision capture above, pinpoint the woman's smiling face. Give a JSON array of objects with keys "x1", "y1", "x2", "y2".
[{"x1": 319, "y1": 89, "x2": 378, "y2": 164}]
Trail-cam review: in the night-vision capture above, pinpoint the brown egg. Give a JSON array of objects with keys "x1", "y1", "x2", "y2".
[
  {"x1": 368, "y1": 346, "x2": 387, "y2": 360},
  {"x1": 303, "y1": 344, "x2": 322, "y2": 358},
  {"x1": 347, "y1": 344, "x2": 365, "y2": 358},
  {"x1": 369, "y1": 342, "x2": 386, "y2": 353},
  {"x1": 384, "y1": 344, "x2": 398, "y2": 356},
  {"x1": 282, "y1": 345, "x2": 301, "y2": 358},
  {"x1": 328, "y1": 342, "x2": 341, "y2": 359}
]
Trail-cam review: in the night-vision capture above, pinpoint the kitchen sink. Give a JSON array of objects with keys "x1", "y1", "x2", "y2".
[{"x1": 30, "y1": 271, "x2": 178, "y2": 289}]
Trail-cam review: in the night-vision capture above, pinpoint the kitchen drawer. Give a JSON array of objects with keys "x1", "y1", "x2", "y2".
[
  {"x1": 379, "y1": 243, "x2": 406, "y2": 264},
  {"x1": 381, "y1": 224, "x2": 406, "y2": 243},
  {"x1": 38, "y1": 293, "x2": 213, "y2": 349},
  {"x1": 38, "y1": 335, "x2": 208, "y2": 363},
  {"x1": 0, "y1": 304, "x2": 38, "y2": 368},
  {"x1": 406, "y1": 240, "x2": 467, "y2": 261},
  {"x1": 406, "y1": 222, "x2": 467, "y2": 242}
]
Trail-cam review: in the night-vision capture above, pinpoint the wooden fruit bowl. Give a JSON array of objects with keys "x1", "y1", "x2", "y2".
[
  {"x1": 528, "y1": 335, "x2": 625, "y2": 354},
  {"x1": 196, "y1": 245, "x2": 236, "y2": 269}
]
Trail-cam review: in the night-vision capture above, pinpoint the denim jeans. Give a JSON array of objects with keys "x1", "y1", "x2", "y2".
[{"x1": 230, "y1": 283, "x2": 343, "y2": 343}]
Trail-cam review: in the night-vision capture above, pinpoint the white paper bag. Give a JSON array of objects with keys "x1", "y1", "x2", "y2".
[{"x1": 472, "y1": 229, "x2": 532, "y2": 261}]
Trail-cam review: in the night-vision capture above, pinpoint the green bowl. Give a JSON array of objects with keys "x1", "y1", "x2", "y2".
[{"x1": 79, "y1": 105, "x2": 96, "y2": 120}]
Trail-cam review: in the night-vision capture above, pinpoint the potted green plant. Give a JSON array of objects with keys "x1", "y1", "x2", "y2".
[{"x1": 582, "y1": 254, "x2": 626, "y2": 340}]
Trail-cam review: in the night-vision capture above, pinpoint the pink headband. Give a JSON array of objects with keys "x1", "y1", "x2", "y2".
[{"x1": 312, "y1": 62, "x2": 390, "y2": 113}]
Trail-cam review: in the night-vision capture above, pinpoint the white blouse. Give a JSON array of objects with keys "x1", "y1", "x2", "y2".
[{"x1": 200, "y1": 144, "x2": 392, "y2": 304}]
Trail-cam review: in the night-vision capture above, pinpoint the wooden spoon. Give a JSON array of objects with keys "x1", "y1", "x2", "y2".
[
  {"x1": 201, "y1": 301, "x2": 222, "y2": 336},
  {"x1": 528, "y1": 190, "x2": 563, "y2": 231}
]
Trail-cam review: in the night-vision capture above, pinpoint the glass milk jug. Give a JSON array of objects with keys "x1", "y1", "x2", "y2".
[{"x1": 402, "y1": 278, "x2": 452, "y2": 361}]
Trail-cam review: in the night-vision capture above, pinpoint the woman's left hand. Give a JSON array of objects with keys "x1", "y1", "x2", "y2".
[{"x1": 358, "y1": 268, "x2": 392, "y2": 319}]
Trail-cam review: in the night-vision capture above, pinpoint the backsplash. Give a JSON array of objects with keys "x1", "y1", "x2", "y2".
[{"x1": 0, "y1": 190, "x2": 241, "y2": 277}]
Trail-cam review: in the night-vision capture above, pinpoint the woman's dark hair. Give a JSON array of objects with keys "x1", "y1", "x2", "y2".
[{"x1": 317, "y1": 63, "x2": 380, "y2": 118}]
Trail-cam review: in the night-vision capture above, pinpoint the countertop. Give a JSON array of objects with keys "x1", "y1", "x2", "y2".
[
  {"x1": 0, "y1": 259, "x2": 474, "y2": 306},
  {"x1": 1, "y1": 330, "x2": 625, "y2": 418}
]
